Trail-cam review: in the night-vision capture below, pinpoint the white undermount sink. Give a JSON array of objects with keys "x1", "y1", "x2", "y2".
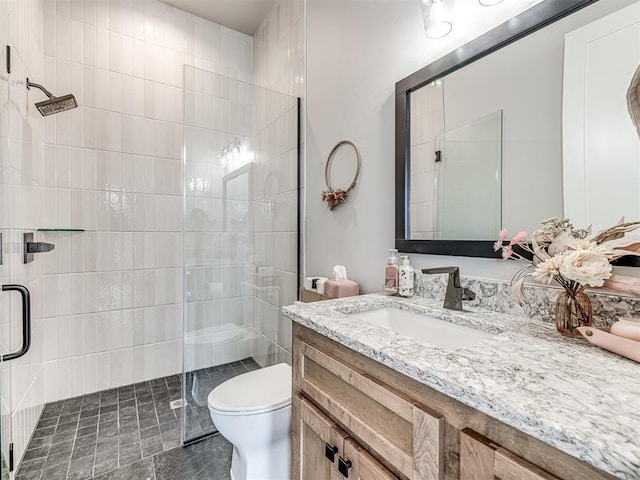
[{"x1": 349, "y1": 307, "x2": 492, "y2": 350}]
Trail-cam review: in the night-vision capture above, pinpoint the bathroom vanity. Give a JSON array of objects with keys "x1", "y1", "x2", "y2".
[{"x1": 283, "y1": 294, "x2": 640, "y2": 480}]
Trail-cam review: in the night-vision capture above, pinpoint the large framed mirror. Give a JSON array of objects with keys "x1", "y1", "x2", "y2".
[{"x1": 395, "y1": 0, "x2": 640, "y2": 257}]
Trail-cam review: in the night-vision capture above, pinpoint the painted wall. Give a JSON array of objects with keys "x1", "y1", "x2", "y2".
[{"x1": 305, "y1": 0, "x2": 529, "y2": 294}]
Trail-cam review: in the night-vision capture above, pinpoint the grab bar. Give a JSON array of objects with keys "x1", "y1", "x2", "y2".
[{"x1": 1, "y1": 284, "x2": 31, "y2": 361}]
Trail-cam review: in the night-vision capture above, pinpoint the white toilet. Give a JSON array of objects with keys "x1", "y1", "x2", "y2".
[{"x1": 207, "y1": 363, "x2": 292, "y2": 480}]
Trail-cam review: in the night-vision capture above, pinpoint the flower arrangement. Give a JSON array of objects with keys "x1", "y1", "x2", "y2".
[
  {"x1": 321, "y1": 188, "x2": 347, "y2": 210},
  {"x1": 496, "y1": 217, "x2": 640, "y2": 306}
]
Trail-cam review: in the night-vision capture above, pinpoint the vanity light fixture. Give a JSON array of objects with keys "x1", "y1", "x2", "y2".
[
  {"x1": 219, "y1": 139, "x2": 254, "y2": 172},
  {"x1": 479, "y1": 0, "x2": 505, "y2": 6},
  {"x1": 422, "y1": 0, "x2": 453, "y2": 39}
]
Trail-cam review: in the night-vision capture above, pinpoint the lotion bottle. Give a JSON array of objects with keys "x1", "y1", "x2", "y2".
[
  {"x1": 398, "y1": 255, "x2": 414, "y2": 297},
  {"x1": 384, "y1": 249, "x2": 399, "y2": 295}
]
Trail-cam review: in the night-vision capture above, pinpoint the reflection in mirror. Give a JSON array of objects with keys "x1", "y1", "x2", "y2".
[
  {"x1": 410, "y1": 78, "x2": 502, "y2": 240},
  {"x1": 436, "y1": 111, "x2": 502, "y2": 240},
  {"x1": 563, "y1": 1, "x2": 640, "y2": 232},
  {"x1": 223, "y1": 164, "x2": 253, "y2": 233},
  {"x1": 396, "y1": 0, "x2": 639, "y2": 258}
]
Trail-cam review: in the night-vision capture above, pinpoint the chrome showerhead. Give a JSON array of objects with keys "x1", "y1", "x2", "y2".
[{"x1": 26, "y1": 78, "x2": 78, "y2": 116}]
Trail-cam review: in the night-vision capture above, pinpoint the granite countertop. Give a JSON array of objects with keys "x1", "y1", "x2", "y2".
[{"x1": 282, "y1": 293, "x2": 640, "y2": 479}]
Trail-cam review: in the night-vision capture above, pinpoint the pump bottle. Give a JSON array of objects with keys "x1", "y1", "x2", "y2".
[
  {"x1": 399, "y1": 255, "x2": 414, "y2": 297},
  {"x1": 384, "y1": 249, "x2": 399, "y2": 295}
]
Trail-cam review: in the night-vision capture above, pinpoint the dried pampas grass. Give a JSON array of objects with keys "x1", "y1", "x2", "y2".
[{"x1": 628, "y1": 64, "x2": 640, "y2": 139}]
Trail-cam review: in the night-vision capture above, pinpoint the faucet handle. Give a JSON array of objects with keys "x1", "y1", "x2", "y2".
[{"x1": 462, "y1": 287, "x2": 475, "y2": 301}]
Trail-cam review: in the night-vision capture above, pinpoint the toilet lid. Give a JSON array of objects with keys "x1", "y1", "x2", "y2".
[{"x1": 207, "y1": 363, "x2": 292, "y2": 414}]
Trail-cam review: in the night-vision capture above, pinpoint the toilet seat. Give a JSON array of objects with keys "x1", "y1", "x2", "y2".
[{"x1": 207, "y1": 363, "x2": 291, "y2": 416}]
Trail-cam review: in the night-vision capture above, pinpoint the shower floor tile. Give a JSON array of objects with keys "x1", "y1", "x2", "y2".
[{"x1": 16, "y1": 358, "x2": 260, "y2": 480}]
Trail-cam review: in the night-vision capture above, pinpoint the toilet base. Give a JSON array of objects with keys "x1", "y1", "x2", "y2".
[{"x1": 229, "y1": 435, "x2": 291, "y2": 480}]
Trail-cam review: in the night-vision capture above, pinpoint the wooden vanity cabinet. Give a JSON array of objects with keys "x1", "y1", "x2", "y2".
[
  {"x1": 292, "y1": 323, "x2": 617, "y2": 480},
  {"x1": 294, "y1": 394, "x2": 397, "y2": 480},
  {"x1": 293, "y1": 330, "x2": 444, "y2": 480}
]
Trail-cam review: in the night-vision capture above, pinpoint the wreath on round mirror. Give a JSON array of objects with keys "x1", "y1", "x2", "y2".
[{"x1": 321, "y1": 140, "x2": 362, "y2": 211}]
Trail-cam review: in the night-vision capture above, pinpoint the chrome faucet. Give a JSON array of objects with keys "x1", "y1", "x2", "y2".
[{"x1": 421, "y1": 267, "x2": 475, "y2": 310}]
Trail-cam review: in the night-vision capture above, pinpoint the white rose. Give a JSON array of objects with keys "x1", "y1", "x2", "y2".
[
  {"x1": 533, "y1": 255, "x2": 563, "y2": 284},
  {"x1": 559, "y1": 249, "x2": 612, "y2": 287}
]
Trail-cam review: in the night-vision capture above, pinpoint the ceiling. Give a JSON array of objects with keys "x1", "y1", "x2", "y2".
[{"x1": 158, "y1": 0, "x2": 276, "y2": 35}]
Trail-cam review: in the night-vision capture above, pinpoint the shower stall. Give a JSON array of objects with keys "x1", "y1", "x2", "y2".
[
  {"x1": 0, "y1": 0, "x2": 303, "y2": 475},
  {"x1": 181, "y1": 66, "x2": 300, "y2": 444},
  {"x1": 0, "y1": 65, "x2": 299, "y2": 480}
]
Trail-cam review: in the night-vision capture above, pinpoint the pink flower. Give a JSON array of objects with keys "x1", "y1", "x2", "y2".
[
  {"x1": 509, "y1": 231, "x2": 528, "y2": 245},
  {"x1": 502, "y1": 245, "x2": 513, "y2": 260},
  {"x1": 499, "y1": 228, "x2": 508, "y2": 241},
  {"x1": 493, "y1": 240, "x2": 502, "y2": 252}
]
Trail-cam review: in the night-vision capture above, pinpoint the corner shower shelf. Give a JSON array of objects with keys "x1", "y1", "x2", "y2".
[{"x1": 34, "y1": 228, "x2": 85, "y2": 232}]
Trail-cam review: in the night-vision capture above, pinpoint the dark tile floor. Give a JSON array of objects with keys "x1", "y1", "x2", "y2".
[
  {"x1": 94, "y1": 434, "x2": 232, "y2": 480},
  {"x1": 16, "y1": 359, "x2": 259, "y2": 480},
  {"x1": 184, "y1": 359, "x2": 260, "y2": 442}
]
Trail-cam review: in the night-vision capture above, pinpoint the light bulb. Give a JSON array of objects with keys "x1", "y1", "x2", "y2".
[{"x1": 423, "y1": 0, "x2": 453, "y2": 39}]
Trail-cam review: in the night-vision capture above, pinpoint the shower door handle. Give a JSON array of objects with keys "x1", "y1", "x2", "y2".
[{"x1": 1, "y1": 284, "x2": 31, "y2": 361}]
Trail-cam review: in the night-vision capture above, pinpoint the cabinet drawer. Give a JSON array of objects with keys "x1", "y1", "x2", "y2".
[
  {"x1": 295, "y1": 340, "x2": 444, "y2": 480},
  {"x1": 460, "y1": 429, "x2": 560, "y2": 480}
]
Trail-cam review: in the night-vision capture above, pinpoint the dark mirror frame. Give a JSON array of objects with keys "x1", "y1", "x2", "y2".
[{"x1": 395, "y1": 0, "x2": 597, "y2": 258}]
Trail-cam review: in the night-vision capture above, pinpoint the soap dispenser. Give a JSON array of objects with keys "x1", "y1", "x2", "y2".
[
  {"x1": 384, "y1": 249, "x2": 399, "y2": 295},
  {"x1": 399, "y1": 255, "x2": 414, "y2": 298}
]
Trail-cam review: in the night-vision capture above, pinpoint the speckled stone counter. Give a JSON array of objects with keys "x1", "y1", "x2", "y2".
[{"x1": 282, "y1": 294, "x2": 640, "y2": 479}]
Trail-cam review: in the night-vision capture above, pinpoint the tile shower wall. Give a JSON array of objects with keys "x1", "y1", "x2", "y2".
[
  {"x1": 252, "y1": 0, "x2": 305, "y2": 363},
  {"x1": 0, "y1": 0, "x2": 251, "y2": 471},
  {"x1": 1, "y1": 0, "x2": 302, "y2": 470},
  {"x1": 183, "y1": 65, "x2": 298, "y2": 374},
  {"x1": 183, "y1": 67, "x2": 256, "y2": 374},
  {"x1": 40, "y1": 0, "x2": 252, "y2": 401},
  {"x1": 0, "y1": 0, "x2": 48, "y2": 468},
  {"x1": 250, "y1": 87, "x2": 299, "y2": 366}
]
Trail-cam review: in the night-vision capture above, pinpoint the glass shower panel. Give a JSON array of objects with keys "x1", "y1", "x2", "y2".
[
  {"x1": 435, "y1": 111, "x2": 503, "y2": 240},
  {"x1": 0, "y1": 31, "x2": 12, "y2": 480},
  {"x1": 182, "y1": 67, "x2": 299, "y2": 444}
]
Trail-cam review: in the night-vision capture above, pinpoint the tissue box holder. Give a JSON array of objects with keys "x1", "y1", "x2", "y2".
[{"x1": 324, "y1": 279, "x2": 360, "y2": 299}]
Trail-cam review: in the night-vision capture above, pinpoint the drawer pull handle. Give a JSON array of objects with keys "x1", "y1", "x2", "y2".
[
  {"x1": 325, "y1": 443, "x2": 338, "y2": 463},
  {"x1": 338, "y1": 457, "x2": 352, "y2": 477}
]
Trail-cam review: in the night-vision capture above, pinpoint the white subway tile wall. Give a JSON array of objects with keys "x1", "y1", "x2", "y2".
[
  {"x1": 2, "y1": 0, "x2": 254, "y2": 468},
  {"x1": 2, "y1": 0, "x2": 305, "y2": 469},
  {"x1": 1, "y1": 0, "x2": 49, "y2": 468},
  {"x1": 251, "y1": 0, "x2": 305, "y2": 367},
  {"x1": 39, "y1": 0, "x2": 253, "y2": 401}
]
